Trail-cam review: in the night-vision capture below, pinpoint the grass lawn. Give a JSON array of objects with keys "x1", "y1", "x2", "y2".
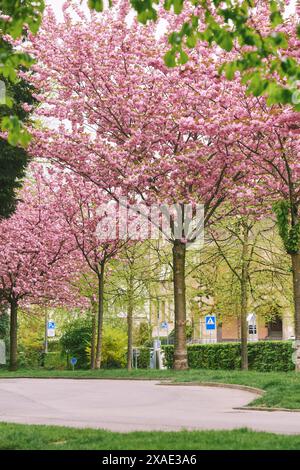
[
  {"x1": 1, "y1": 367, "x2": 300, "y2": 409},
  {"x1": 0, "y1": 423, "x2": 299, "y2": 450}
]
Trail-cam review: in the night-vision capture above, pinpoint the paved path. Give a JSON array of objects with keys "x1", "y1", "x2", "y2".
[{"x1": 0, "y1": 379, "x2": 299, "y2": 434}]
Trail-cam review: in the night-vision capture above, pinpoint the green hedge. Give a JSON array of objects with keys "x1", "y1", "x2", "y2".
[
  {"x1": 44, "y1": 352, "x2": 67, "y2": 370},
  {"x1": 137, "y1": 348, "x2": 151, "y2": 368},
  {"x1": 163, "y1": 341, "x2": 294, "y2": 372}
]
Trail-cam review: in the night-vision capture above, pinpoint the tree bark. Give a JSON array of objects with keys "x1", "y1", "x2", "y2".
[
  {"x1": 172, "y1": 240, "x2": 188, "y2": 370},
  {"x1": 291, "y1": 253, "x2": 300, "y2": 371},
  {"x1": 127, "y1": 274, "x2": 134, "y2": 370},
  {"x1": 9, "y1": 299, "x2": 18, "y2": 371},
  {"x1": 90, "y1": 299, "x2": 97, "y2": 369},
  {"x1": 240, "y1": 223, "x2": 249, "y2": 371},
  {"x1": 95, "y1": 262, "x2": 105, "y2": 369}
]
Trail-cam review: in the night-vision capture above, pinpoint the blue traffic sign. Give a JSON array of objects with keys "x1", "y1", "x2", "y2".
[
  {"x1": 70, "y1": 357, "x2": 77, "y2": 366},
  {"x1": 47, "y1": 321, "x2": 56, "y2": 329},
  {"x1": 161, "y1": 321, "x2": 168, "y2": 329},
  {"x1": 205, "y1": 315, "x2": 216, "y2": 330}
]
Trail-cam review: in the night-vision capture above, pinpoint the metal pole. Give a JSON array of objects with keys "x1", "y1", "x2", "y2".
[{"x1": 44, "y1": 308, "x2": 48, "y2": 355}]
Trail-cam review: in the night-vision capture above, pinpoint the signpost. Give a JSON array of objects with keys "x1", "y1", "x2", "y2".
[
  {"x1": 160, "y1": 321, "x2": 169, "y2": 344},
  {"x1": 70, "y1": 357, "x2": 77, "y2": 371},
  {"x1": 47, "y1": 321, "x2": 56, "y2": 338},
  {"x1": 205, "y1": 315, "x2": 216, "y2": 330},
  {"x1": 205, "y1": 315, "x2": 216, "y2": 343}
]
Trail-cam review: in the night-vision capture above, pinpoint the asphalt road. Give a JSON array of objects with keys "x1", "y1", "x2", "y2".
[{"x1": 0, "y1": 379, "x2": 299, "y2": 434}]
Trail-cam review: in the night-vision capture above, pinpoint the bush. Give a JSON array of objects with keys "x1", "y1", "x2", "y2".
[
  {"x1": 163, "y1": 341, "x2": 294, "y2": 372},
  {"x1": 44, "y1": 352, "x2": 67, "y2": 370},
  {"x1": 18, "y1": 348, "x2": 42, "y2": 368},
  {"x1": 101, "y1": 327, "x2": 127, "y2": 369},
  {"x1": 137, "y1": 347, "x2": 151, "y2": 368},
  {"x1": 60, "y1": 316, "x2": 92, "y2": 369}
]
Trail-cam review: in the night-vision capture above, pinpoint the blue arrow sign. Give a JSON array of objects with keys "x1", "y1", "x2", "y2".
[
  {"x1": 47, "y1": 321, "x2": 56, "y2": 329},
  {"x1": 205, "y1": 315, "x2": 216, "y2": 330},
  {"x1": 70, "y1": 357, "x2": 77, "y2": 366}
]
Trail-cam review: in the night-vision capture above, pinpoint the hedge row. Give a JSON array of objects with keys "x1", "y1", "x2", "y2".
[
  {"x1": 163, "y1": 341, "x2": 294, "y2": 372},
  {"x1": 137, "y1": 348, "x2": 151, "y2": 368}
]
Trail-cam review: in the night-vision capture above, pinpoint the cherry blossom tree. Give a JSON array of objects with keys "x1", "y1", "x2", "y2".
[
  {"x1": 205, "y1": 13, "x2": 300, "y2": 370},
  {"x1": 25, "y1": 2, "x2": 251, "y2": 370},
  {"x1": 44, "y1": 169, "x2": 128, "y2": 369},
  {"x1": 0, "y1": 174, "x2": 79, "y2": 370}
]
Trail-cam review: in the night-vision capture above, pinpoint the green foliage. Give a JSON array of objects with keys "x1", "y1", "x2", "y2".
[
  {"x1": 88, "y1": 0, "x2": 104, "y2": 12},
  {"x1": 0, "y1": 76, "x2": 36, "y2": 218},
  {"x1": 137, "y1": 347, "x2": 151, "y2": 368},
  {"x1": 273, "y1": 200, "x2": 300, "y2": 254},
  {"x1": 87, "y1": 0, "x2": 300, "y2": 108},
  {"x1": 135, "y1": 321, "x2": 152, "y2": 346},
  {"x1": 61, "y1": 316, "x2": 127, "y2": 369},
  {"x1": 130, "y1": 0, "x2": 159, "y2": 24},
  {"x1": 0, "y1": 311, "x2": 9, "y2": 339},
  {"x1": 0, "y1": 2, "x2": 44, "y2": 145},
  {"x1": 43, "y1": 352, "x2": 66, "y2": 370},
  {"x1": 101, "y1": 326, "x2": 127, "y2": 368},
  {"x1": 60, "y1": 316, "x2": 92, "y2": 369},
  {"x1": 163, "y1": 341, "x2": 294, "y2": 372},
  {"x1": 2, "y1": 423, "x2": 300, "y2": 450},
  {"x1": 18, "y1": 312, "x2": 45, "y2": 368}
]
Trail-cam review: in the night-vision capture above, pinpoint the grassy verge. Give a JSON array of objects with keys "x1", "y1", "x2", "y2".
[
  {"x1": 0, "y1": 423, "x2": 299, "y2": 450},
  {"x1": 0, "y1": 368, "x2": 300, "y2": 409}
]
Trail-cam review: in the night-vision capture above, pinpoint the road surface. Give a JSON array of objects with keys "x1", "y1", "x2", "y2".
[{"x1": 0, "y1": 379, "x2": 299, "y2": 434}]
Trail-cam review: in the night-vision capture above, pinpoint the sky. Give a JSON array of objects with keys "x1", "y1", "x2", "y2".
[
  {"x1": 47, "y1": 0, "x2": 297, "y2": 20},
  {"x1": 47, "y1": 0, "x2": 90, "y2": 20}
]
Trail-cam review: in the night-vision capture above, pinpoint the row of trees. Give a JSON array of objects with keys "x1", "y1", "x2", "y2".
[
  {"x1": 0, "y1": 1, "x2": 300, "y2": 371},
  {"x1": 23, "y1": 2, "x2": 300, "y2": 370}
]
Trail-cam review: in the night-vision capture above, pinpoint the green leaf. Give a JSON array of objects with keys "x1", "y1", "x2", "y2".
[
  {"x1": 88, "y1": 0, "x2": 104, "y2": 12},
  {"x1": 270, "y1": 11, "x2": 284, "y2": 28},
  {"x1": 179, "y1": 50, "x2": 189, "y2": 64},
  {"x1": 223, "y1": 62, "x2": 237, "y2": 80},
  {"x1": 173, "y1": 0, "x2": 184, "y2": 14},
  {"x1": 248, "y1": 72, "x2": 268, "y2": 96},
  {"x1": 164, "y1": 50, "x2": 176, "y2": 67},
  {"x1": 186, "y1": 34, "x2": 197, "y2": 48},
  {"x1": 218, "y1": 31, "x2": 233, "y2": 52}
]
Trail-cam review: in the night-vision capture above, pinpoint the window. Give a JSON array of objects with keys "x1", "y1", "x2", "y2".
[{"x1": 249, "y1": 324, "x2": 257, "y2": 335}]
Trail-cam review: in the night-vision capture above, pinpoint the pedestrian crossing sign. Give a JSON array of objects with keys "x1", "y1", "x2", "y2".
[{"x1": 205, "y1": 315, "x2": 216, "y2": 330}]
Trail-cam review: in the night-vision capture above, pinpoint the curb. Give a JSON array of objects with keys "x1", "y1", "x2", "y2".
[
  {"x1": 158, "y1": 381, "x2": 265, "y2": 396},
  {"x1": 234, "y1": 406, "x2": 300, "y2": 413},
  {"x1": 0, "y1": 376, "x2": 168, "y2": 381}
]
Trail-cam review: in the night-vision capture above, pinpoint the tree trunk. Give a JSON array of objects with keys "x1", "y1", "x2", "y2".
[
  {"x1": 240, "y1": 224, "x2": 249, "y2": 370},
  {"x1": 127, "y1": 275, "x2": 134, "y2": 370},
  {"x1": 291, "y1": 253, "x2": 300, "y2": 371},
  {"x1": 95, "y1": 262, "x2": 105, "y2": 369},
  {"x1": 9, "y1": 299, "x2": 18, "y2": 371},
  {"x1": 90, "y1": 299, "x2": 97, "y2": 369},
  {"x1": 172, "y1": 240, "x2": 188, "y2": 370},
  {"x1": 240, "y1": 277, "x2": 248, "y2": 370}
]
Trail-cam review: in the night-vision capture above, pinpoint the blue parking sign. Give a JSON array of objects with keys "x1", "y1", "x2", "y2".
[{"x1": 205, "y1": 315, "x2": 216, "y2": 330}]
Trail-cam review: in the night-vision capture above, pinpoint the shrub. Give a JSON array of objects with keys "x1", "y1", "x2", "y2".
[
  {"x1": 163, "y1": 341, "x2": 294, "y2": 372},
  {"x1": 101, "y1": 327, "x2": 127, "y2": 369},
  {"x1": 44, "y1": 351, "x2": 67, "y2": 370},
  {"x1": 137, "y1": 347, "x2": 151, "y2": 368},
  {"x1": 60, "y1": 316, "x2": 92, "y2": 369}
]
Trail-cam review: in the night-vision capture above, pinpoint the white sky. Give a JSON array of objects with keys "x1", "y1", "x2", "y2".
[{"x1": 46, "y1": 0, "x2": 89, "y2": 20}]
